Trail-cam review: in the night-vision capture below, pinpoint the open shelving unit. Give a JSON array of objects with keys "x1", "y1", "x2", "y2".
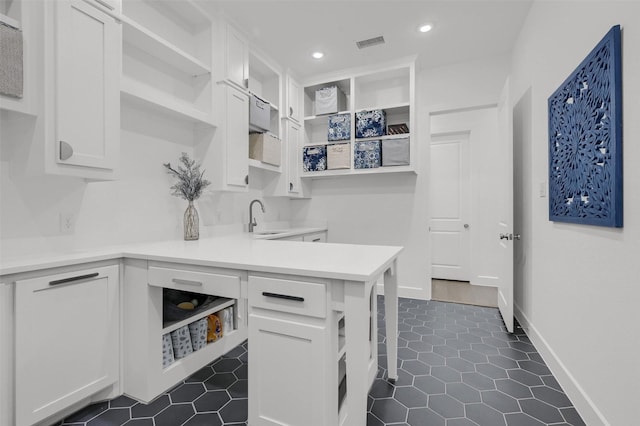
[
  {"x1": 247, "y1": 49, "x2": 283, "y2": 173},
  {"x1": 120, "y1": 0, "x2": 216, "y2": 130},
  {"x1": 300, "y1": 60, "x2": 416, "y2": 178}
]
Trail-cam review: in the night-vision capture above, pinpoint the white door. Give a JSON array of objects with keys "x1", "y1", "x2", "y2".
[
  {"x1": 56, "y1": 0, "x2": 120, "y2": 170},
  {"x1": 430, "y1": 132, "x2": 471, "y2": 281},
  {"x1": 497, "y1": 79, "x2": 515, "y2": 332}
]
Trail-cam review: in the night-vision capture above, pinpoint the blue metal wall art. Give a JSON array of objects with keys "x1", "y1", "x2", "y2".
[{"x1": 548, "y1": 25, "x2": 623, "y2": 227}]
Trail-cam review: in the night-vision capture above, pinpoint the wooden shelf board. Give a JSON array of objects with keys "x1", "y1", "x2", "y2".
[
  {"x1": 122, "y1": 16, "x2": 210, "y2": 76},
  {"x1": 121, "y1": 78, "x2": 215, "y2": 127}
]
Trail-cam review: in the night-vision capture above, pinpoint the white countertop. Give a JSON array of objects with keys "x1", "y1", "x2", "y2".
[{"x1": 0, "y1": 231, "x2": 402, "y2": 282}]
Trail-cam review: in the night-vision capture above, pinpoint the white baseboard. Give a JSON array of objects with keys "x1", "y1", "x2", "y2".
[
  {"x1": 513, "y1": 303, "x2": 609, "y2": 426},
  {"x1": 377, "y1": 283, "x2": 430, "y2": 301}
]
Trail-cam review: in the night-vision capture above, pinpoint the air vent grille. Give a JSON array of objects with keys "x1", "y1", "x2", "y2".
[{"x1": 356, "y1": 36, "x2": 385, "y2": 49}]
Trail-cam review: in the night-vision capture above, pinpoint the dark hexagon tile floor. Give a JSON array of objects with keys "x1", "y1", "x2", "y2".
[{"x1": 54, "y1": 297, "x2": 585, "y2": 426}]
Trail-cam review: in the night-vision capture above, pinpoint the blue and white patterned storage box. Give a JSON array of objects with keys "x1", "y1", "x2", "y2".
[
  {"x1": 188, "y1": 317, "x2": 208, "y2": 351},
  {"x1": 354, "y1": 140, "x2": 381, "y2": 169},
  {"x1": 328, "y1": 113, "x2": 351, "y2": 141},
  {"x1": 303, "y1": 145, "x2": 327, "y2": 172},
  {"x1": 170, "y1": 325, "x2": 193, "y2": 359},
  {"x1": 355, "y1": 109, "x2": 386, "y2": 139}
]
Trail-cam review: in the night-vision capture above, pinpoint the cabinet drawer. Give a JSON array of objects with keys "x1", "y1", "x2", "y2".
[
  {"x1": 249, "y1": 275, "x2": 326, "y2": 318},
  {"x1": 148, "y1": 266, "x2": 241, "y2": 299}
]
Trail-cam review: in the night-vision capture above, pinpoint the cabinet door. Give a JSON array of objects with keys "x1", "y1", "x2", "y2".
[
  {"x1": 287, "y1": 76, "x2": 301, "y2": 122},
  {"x1": 15, "y1": 265, "x2": 119, "y2": 426},
  {"x1": 248, "y1": 313, "x2": 329, "y2": 426},
  {"x1": 286, "y1": 120, "x2": 301, "y2": 194},
  {"x1": 225, "y1": 24, "x2": 248, "y2": 89},
  {"x1": 55, "y1": 0, "x2": 120, "y2": 170},
  {"x1": 225, "y1": 85, "x2": 249, "y2": 188}
]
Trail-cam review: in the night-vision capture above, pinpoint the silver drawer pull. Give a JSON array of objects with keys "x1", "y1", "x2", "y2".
[
  {"x1": 172, "y1": 278, "x2": 203, "y2": 287},
  {"x1": 262, "y1": 292, "x2": 304, "y2": 302},
  {"x1": 50, "y1": 272, "x2": 99, "y2": 286},
  {"x1": 312, "y1": 238, "x2": 321, "y2": 242}
]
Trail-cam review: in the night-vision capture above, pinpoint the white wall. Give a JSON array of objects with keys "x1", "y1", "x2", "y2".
[
  {"x1": 0, "y1": 103, "x2": 290, "y2": 258},
  {"x1": 510, "y1": 2, "x2": 640, "y2": 425}
]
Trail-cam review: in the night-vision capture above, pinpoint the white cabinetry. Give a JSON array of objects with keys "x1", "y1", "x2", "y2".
[
  {"x1": 123, "y1": 261, "x2": 248, "y2": 403},
  {"x1": 301, "y1": 60, "x2": 416, "y2": 178},
  {"x1": 263, "y1": 118, "x2": 311, "y2": 197},
  {"x1": 55, "y1": 0, "x2": 120, "y2": 172},
  {"x1": 286, "y1": 75, "x2": 301, "y2": 123},
  {"x1": 248, "y1": 274, "x2": 340, "y2": 426},
  {"x1": 223, "y1": 23, "x2": 249, "y2": 90},
  {"x1": 14, "y1": 264, "x2": 120, "y2": 426}
]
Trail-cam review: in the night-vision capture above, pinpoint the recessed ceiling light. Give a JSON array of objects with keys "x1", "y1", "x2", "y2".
[
  {"x1": 312, "y1": 52, "x2": 324, "y2": 59},
  {"x1": 419, "y1": 24, "x2": 433, "y2": 33}
]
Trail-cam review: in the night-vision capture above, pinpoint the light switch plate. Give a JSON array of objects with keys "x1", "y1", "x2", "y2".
[{"x1": 539, "y1": 181, "x2": 547, "y2": 198}]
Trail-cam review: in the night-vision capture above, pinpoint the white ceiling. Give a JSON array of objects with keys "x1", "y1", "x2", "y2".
[{"x1": 202, "y1": 0, "x2": 533, "y2": 80}]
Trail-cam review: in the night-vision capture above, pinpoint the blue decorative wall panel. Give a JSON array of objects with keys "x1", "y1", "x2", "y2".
[{"x1": 548, "y1": 25, "x2": 623, "y2": 227}]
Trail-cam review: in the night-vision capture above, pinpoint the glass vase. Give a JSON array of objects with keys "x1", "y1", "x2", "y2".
[{"x1": 184, "y1": 200, "x2": 199, "y2": 240}]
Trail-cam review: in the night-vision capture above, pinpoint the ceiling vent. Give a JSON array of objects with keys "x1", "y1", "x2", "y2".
[{"x1": 356, "y1": 36, "x2": 385, "y2": 49}]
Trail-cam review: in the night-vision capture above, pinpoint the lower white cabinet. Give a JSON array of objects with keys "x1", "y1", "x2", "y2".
[
  {"x1": 123, "y1": 261, "x2": 248, "y2": 403},
  {"x1": 248, "y1": 274, "x2": 341, "y2": 426},
  {"x1": 14, "y1": 264, "x2": 120, "y2": 426}
]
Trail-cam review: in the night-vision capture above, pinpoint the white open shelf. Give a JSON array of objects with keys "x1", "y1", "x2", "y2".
[
  {"x1": 248, "y1": 158, "x2": 281, "y2": 173},
  {"x1": 162, "y1": 297, "x2": 235, "y2": 335},
  {"x1": 301, "y1": 165, "x2": 416, "y2": 178},
  {"x1": 354, "y1": 133, "x2": 411, "y2": 143},
  {"x1": 122, "y1": 16, "x2": 210, "y2": 76},
  {"x1": 121, "y1": 77, "x2": 215, "y2": 127},
  {"x1": 0, "y1": 12, "x2": 20, "y2": 29}
]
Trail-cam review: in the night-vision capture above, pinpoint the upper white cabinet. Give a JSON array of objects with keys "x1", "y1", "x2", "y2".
[
  {"x1": 301, "y1": 60, "x2": 416, "y2": 178},
  {"x1": 55, "y1": 0, "x2": 121, "y2": 171},
  {"x1": 286, "y1": 75, "x2": 302, "y2": 123},
  {"x1": 14, "y1": 264, "x2": 120, "y2": 426},
  {"x1": 120, "y1": 0, "x2": 215, "y2": 128},
  {"x1": 223, "y1": 24, "x2": 249, "y2": 90}
]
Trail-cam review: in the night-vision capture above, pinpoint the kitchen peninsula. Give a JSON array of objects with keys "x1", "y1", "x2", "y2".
[{"x1": 0, "y1": 233, "x2": 402, "y2": 426}]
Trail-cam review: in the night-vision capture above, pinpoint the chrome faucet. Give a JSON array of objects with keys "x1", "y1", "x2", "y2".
[{"x1": 248, "y1": 199, "x2": 265, "y2": 233}]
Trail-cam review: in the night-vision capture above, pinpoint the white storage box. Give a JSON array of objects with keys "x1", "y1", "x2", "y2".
[
  {"x1": 249, "y1": 133, "x2": 281, "y2": 166},
  {"x1": 327, "y1": 143, "x2": 351, "y2": 169},
  {"x1": 382, "y1": 138, "x2": 410, "y2": 166},
  {"x1": 315, "y1": 86, "x2": 347, "y2": 116},
  {"x1": 249, "y1": 94, "x2": 270, "y2": 132}
]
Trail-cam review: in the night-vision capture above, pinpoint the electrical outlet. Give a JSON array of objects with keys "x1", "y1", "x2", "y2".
[{"x1": 59, "y1": 212, "x2": 76, "y2": 234}]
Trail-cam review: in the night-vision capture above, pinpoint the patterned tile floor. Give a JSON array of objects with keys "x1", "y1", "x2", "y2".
[{"x1": 55, "y1": 297, "x2": 585, "y2": 426}]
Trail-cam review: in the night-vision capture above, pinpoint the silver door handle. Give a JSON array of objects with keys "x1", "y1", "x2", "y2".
[
  {"x1": 499, "y1": 233, "x2": 511, "y2": 240},
  {"x1": 513, "y1": 234, "x2": 521, "y2": 240},
  {"x1": 464, "y1": 224, "x2": 469, "y2": 229}
]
